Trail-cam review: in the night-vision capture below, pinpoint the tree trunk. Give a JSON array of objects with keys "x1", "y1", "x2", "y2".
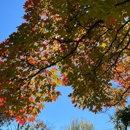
[{"x1": 125, "y1": 125, "x2": 127, "y2": 130}]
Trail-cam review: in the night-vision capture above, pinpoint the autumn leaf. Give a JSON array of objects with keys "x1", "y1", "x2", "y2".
[
  {"x1": 20, "y1": 109, "x2": 25, "y2": 113},
  {"x1": 101, "y1": 43, "x2": 107, "y2": 48},
  {"x1": 116, "y1": 66, "x2": 125, "y2": 73},
  {"x1": 71, "y1": 99, "x2": 75, "y2": 104},
  {"x1": 106, "y1": 17, "x2": 116, "y2": 25},
  {"x1": 15, "y1": 116, "x2": 20, "y2": 122},
  {"x1": 43, "y1": 50, "x2": 48, "y2": 56},
  {"x1": 8, "y1": 110, "x2": 14, "y2": 116},
  {"x1": 52, "y1": 96, "x2": 58, "y2": 101},
  {"x1": 52, "y1": 67, "x2": 57, "y2": 72},
  {"x1": 61, "y1": 74, "x2": 68, "y2": 86},
  {"x1": 15, "y1": 116, "x2": 26, "y2": 124},
  {"x1": 50, "y1": 81, "x2": 56, "y2": 85},
  {"x1": 19, "y1": 119, "x2": 26, "y2": 125},
  {"x1": 38, "y1": 103, "x2": 44, "y2": 110},
  {"x1": 29, "y1": 97, "x2": 34, "y2": 103},
  {"x1": 29, "y1": 58, "x2": 37, "y2": 64},
  {"x1": 0, "y1": 60, "x2": 3, "y2": 64},
  {"x1": 44, "y1": 70, "x2": 49, "y2": 74},
  {"x1": 28, "y1": 117, "x2": 35, "y2": 122},
  {"x1": 0, "y1": 98, "x2": 4, "y2": 102}
]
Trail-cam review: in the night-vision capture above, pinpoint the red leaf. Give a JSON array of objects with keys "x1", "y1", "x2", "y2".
[
  {"x1": 19, "y1": 119, "x2": 26, "y2": 124},
  {"x1": 15, "y1": 116, "x2": 26, "y2": 124},
  {"x1": 0, "y1": 60, "x2": 3, "y2": 64},
  {"x1": 43, "y1": 50, "x2": 47, "y2": 56},
  {"x1": 0, "y1": 98, "x2": 4, "y2": 102},
  {"x1": 106, "y1": 17, "x2": 116, "y2": 25},
  {"x1": 15, "y1": 116, "x2": 20, "y2": 122},
  {"x1": 29, "y1": 97, "x2": 34, "y2": 102}
]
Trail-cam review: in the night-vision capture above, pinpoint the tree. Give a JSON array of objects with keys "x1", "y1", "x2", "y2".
[
  {"x1": 0, "y1": 0, "x2": 130, "y2": 124},
  {"x1": 0, "y1": 119, "x2": 53, "y2": 130},
  {"x1": 112, "y1": 106, "x2": 130, "y2": 130},
  {"x1": 63, "y1": 118, "x2": 94, "y2": 130}
]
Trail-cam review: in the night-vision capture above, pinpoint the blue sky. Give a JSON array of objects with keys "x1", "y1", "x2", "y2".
[{"x1": 0, "y1": 1, "x2": 129, "y2": 130}]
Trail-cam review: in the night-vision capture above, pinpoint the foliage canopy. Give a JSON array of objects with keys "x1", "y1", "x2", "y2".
[{"x1": 0, "y1": 0, "x2": 130, "y2": 124}]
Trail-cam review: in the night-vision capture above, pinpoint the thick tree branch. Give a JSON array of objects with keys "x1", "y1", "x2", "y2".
[{"x1": 115, "y1": 0, "x2": 130, "y2": 7}]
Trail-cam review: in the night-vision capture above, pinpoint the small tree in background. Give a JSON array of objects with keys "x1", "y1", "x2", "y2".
[
  {"x1": 112, "y1": 105, "x2": 130, "y2": 130},
  {"x1": 63, "y1": 118, "x2": 94, "y2": 130}
]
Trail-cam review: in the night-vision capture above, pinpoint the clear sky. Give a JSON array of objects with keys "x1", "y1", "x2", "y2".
[{"x1": 0, "y1": 1, "x2": 129, "y2": 130}]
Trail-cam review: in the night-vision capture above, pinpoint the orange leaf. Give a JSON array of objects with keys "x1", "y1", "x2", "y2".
[
  {"x1": 9, "y1": 110, "x2": 14, "y2": 116},
  {"x1": 71, "y1": 99, "x2": 75, "y2": 104},
  {"x1": 38, "y1": 103, "x2": 44, "y2": 110},
  {"x1": 50, "y1": 81, "x2": 56, "y2": 85},
  {"x1": 28, "y1": 117, "x2": 35, "y2": 122},
  {"x1": 29, "y1": 97, "x2": 34, "y2": 102},
  {"x1": 116, "y1": 66, "x2": 124, "y2": 73},
  {"x1": 29, "y1": 58, "x2": 37, "y2": 64},
  {"x1": 20, "y1": 109, "x2": 25, "y2": 113},
  {"x1": 44, "y1": 70, "x2": 49, "y2": 74},
  {"x1": 52, "y1": 68, "x2": 57, "y2": 72},
  {"x1": 52, "y1": 96, "x2": 57, "y2": 101}
]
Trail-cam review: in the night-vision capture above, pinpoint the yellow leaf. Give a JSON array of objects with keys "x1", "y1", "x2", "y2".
[{"x1": 101, "y1": 43, "x2": 107, "y2": 48}]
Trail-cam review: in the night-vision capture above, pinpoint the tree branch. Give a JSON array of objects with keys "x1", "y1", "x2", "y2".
[{"x1": 115, "y1": 0, "x2": 130, "y2": 7}]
